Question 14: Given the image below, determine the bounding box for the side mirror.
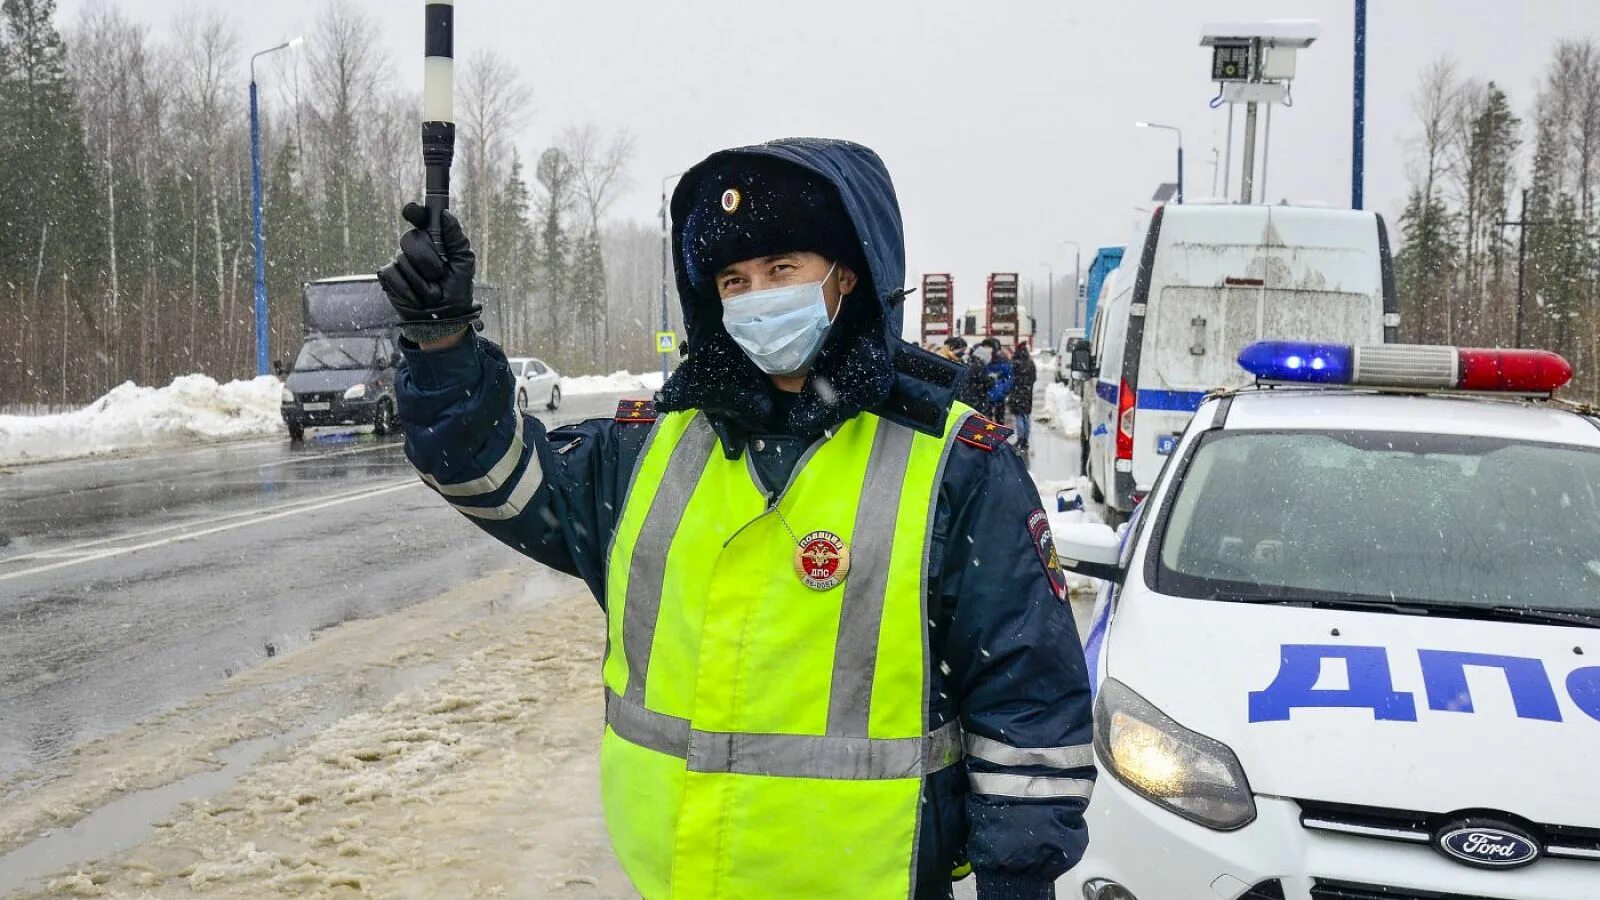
[273,359,287,377]
[1069,346,1097,377]
[391,351,403,368]
[1054,522,1125,584]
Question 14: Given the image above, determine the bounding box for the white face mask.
[720,263,839,376]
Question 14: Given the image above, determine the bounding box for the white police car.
[1056,341,1600,900]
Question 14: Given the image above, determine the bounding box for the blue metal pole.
[1352,0,1367,210]
[250,79,269,376]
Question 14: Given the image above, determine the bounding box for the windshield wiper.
[330,346,368,369]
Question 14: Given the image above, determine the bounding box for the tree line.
[1395,39,1600,402]
[0,0,665,409]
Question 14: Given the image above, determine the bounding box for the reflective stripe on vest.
[606,688,964,780]
[600,406,975,899]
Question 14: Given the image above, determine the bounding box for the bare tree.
[559,122,636,229]
[306,0,383,269]
[459,49,532,279]
[170,7,237,320]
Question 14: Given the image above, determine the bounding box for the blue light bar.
[1237,341,1354,384]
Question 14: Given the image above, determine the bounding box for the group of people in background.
[934,336,1036,453]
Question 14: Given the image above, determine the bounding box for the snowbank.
[0,375,284,466]
[1042,382,1082,437]
[560,370,666,396]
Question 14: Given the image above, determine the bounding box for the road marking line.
[0,480,419,565]
[0,480,421,585]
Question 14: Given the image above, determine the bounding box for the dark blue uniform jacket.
[398,138,1094,900]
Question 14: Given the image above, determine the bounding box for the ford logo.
[1435,820,1541,869]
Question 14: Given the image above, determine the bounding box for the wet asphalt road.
[0,392,626,785]
[0,376,1087,794]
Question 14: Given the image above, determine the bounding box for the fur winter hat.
[679,156,863,294]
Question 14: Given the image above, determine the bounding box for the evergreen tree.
[0,0,101,401]
[1395,186,1457,345]
[570,225,607,365]
[264,142,315,361]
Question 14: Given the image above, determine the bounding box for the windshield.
[1156,430,1600,615]
[293,336,378,372]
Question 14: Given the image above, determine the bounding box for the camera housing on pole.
[1201,20,1318,205]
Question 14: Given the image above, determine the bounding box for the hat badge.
[720,188,742,215]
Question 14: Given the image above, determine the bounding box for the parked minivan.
[1070,203,1398,524]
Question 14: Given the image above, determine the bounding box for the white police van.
[1071,204,1399,525]
[1056,341,1600,900]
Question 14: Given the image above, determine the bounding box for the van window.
[1147,286,1377,390]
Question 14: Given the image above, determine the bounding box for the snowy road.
[0,392,627,788]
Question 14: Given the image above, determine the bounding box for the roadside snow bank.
[560,370,666,396]
[1042,382,1082,437]
[0,375,284,466]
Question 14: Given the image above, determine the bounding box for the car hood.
[1105,592,1600,825]
[285,369,369,394]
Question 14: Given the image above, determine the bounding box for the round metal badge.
[794,530,851,591]
[721,188,742,214]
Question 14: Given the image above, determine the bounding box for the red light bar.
[1456,348,1572,393]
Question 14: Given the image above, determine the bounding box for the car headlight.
[281,387,295,403]
[343,384,368,400]
[1094,677,1256,830]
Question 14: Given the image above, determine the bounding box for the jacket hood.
[657,138,956,444]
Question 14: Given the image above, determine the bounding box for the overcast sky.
[59,0,1600,335]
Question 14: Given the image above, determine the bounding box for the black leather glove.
[377,202,481,329]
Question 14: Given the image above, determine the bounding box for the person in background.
[984,340,1014,425]
[960,339,993,412]
[1009,341,1037,453]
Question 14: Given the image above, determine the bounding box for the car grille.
[1297,799,1600,862]
[1310,879,1509,900]
[297,392,337,404]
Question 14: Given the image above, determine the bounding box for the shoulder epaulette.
[955,414,1013,451]
[616,399,659,423]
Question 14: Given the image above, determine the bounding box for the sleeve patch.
[1027,508,1068,601]
[616,399,658,423]
[956,414,1014,451]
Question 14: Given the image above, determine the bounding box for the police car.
[1055,341,1600,900]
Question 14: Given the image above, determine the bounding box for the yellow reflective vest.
[602,405,972,898]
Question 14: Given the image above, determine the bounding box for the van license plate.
[1156,434,1180,456]
[302,402,331,411]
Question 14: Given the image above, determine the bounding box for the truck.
[1081,246,1124,341]
[985,273,1020,346]
[919,273,954,345]
[279,275,501,442]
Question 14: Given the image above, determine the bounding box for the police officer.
[380,138,1094,900]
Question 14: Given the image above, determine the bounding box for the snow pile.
[560,370,666,396]
[35,591,632,898]
[0,375,284,466]
[1042,382,1082,437]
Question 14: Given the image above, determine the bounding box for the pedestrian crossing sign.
[656,331,676,354]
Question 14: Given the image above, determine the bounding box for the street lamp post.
[1058,240,1082,338]
[1136,121,1184,205]
[1037,263,1053,349]
[250,36,302,377]
[660,171,684,380]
